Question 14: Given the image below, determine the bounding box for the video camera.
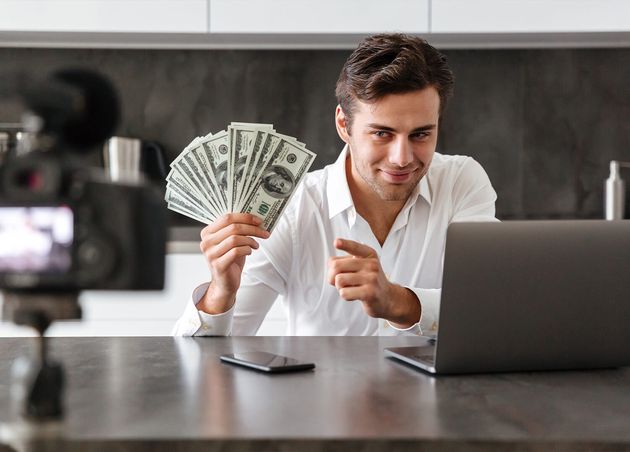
[0,68,167,421]
[0,68,166,292]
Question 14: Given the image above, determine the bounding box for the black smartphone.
[220,351,315,373]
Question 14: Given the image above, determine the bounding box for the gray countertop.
[1,336,630,452]
[167,226,202,253]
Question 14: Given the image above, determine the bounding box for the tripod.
[2,291,81,420]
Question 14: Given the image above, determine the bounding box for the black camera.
[0,68,166,292]
[0,68,167,422]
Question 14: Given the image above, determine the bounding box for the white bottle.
[605,160,625,220]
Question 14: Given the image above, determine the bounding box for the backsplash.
[0,47,628,223]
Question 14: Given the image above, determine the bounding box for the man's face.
[336,87,440,202]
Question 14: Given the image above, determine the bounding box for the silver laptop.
[385,220,630,374]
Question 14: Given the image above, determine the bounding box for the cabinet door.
[0,0,208,33]
[431,0,630,33]
[210,0,429,33]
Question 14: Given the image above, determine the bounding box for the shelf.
[2,30,630,49]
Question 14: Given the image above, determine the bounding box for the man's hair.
[335,33,454,132]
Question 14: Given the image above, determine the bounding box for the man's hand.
[328,238,420,328]
[198,213,270,315]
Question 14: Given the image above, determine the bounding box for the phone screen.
[220,351,315,372]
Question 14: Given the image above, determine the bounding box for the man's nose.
[388,138,414,167]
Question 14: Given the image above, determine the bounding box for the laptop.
[385,220,630,374]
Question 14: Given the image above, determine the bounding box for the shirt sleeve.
[171,282,235,336]
[450,157,499,223]
[388,158,498,336]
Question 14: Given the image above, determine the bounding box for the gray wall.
[1,47,628,224]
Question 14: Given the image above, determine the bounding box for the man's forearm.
[387,284,421,329]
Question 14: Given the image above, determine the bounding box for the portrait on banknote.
[261,165,294,198]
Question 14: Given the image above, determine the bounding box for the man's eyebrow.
[366,123,437,132]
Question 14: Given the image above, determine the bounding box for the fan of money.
[166,122,316,232]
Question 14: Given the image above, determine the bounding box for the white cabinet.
[209,0,429,34]
[431,0,630,33]
[0,0,208,33]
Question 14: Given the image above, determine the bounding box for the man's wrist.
[387,284,421,329]
[197,283,236,315]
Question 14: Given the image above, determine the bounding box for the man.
[173,33,497,336]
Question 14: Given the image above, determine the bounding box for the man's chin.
[373,183,418,202]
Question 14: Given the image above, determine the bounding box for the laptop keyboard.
[411,354,435,364]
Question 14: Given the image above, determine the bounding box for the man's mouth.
[380,168,417,184]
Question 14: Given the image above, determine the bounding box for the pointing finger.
[334,238,376,258]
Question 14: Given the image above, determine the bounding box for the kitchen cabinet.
[209,0,429,34]
[0,0,629,47]
[0,0,208,33]
[431,0,630,33]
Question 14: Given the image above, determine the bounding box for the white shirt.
[172,146,497,336]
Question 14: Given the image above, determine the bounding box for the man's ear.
[335,105,350,144]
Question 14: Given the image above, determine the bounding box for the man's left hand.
[328,238,420,328]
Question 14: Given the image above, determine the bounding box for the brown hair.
[335,33,454,132]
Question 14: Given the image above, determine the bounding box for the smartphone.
[220,351,315,373]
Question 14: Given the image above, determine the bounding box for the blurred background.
[0,0,629,335]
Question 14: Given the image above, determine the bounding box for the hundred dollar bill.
[180,151,225,215]
[165,181,212,220]
[166,191,214,224]
[168,202,211,225]
[236,131,283,212]
[188,145,226,215]
[230,124,276,211]
[166,167,208,208]
[198,130,230,213]
[227,125,255,212]
[240,137,315,232]
[230,123,275,207]
[167,164,221,217]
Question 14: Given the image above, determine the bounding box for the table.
[0,336,629,451]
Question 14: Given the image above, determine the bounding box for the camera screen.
[0,206,73,273]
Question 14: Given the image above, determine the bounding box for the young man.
[173,34,497,336]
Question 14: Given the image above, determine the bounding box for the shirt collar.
[326,144,433,220]
[326,145,354,220]
[419,172,432,206]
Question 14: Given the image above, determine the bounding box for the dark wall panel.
[1,46,628,224]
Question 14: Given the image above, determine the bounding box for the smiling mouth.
[380,168,418,183]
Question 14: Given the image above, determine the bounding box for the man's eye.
[372,131,389,138]
[411,132,430,140]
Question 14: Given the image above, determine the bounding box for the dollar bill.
[240,136,315,232]
[236,131,282,212]
[165,181,212,220]
[166,123,316,227]
[199,130,230,213]
[166,192,214,224]
[230,124,276,211]
[167,163,221,217]
[227,125,256,212]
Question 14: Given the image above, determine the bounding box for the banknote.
[239,136,315,231]
[166,122,316,231]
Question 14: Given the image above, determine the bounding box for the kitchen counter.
[1,336,629,451]
[167,226,203,253]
